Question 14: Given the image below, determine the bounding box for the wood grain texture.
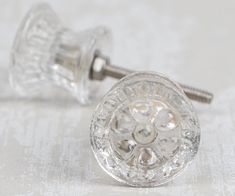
[0,0,235,195]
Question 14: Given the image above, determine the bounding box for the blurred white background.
[0,0,235,195]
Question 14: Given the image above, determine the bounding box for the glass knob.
[9,3,111,104]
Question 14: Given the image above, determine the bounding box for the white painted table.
[0,0,235,195]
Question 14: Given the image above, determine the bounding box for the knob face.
[90,72,200,187]
[9,3,62,95]
[9,3,111,104]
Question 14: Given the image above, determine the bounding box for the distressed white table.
[0,0,235,195]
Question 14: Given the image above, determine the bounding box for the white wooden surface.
[0,0,235,195]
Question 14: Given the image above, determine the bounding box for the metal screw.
[90,55,213,104]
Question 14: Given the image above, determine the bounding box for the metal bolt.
[90,55,213,104]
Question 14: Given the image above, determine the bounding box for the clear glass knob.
[9,3,111,104]
[90,72,200,187]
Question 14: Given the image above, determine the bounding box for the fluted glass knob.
[9,3,111,104]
